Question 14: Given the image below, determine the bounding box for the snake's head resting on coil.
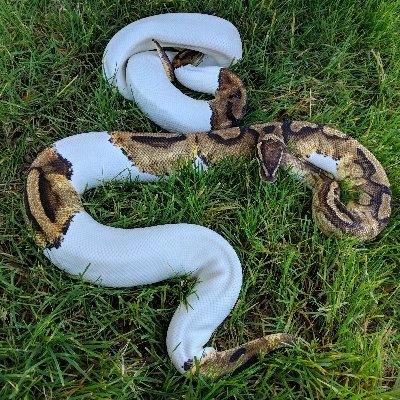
[257,134,286,183]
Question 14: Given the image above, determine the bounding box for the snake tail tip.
[190,332,299,379]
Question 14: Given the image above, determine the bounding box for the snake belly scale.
[25,13,391,377]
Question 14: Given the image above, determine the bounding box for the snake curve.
[25,13,391,378]
[102,12,246,133]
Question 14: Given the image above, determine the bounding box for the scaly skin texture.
[25,121,391,256]
[24,148,83,248]
[25,45,391,377]
[111,121,391,241]
[189,333,296,378]
[153,40,248,131]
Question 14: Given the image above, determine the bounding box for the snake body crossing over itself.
[24,13,391,377]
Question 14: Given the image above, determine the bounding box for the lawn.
[1,0,399,398]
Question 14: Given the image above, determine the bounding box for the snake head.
[257,134,286,183]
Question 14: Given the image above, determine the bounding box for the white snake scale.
[24,13,391,377]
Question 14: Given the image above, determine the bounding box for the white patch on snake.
[193,156,208,172]
[126,52,213,133]
[307,152,339,178]
[55,132,158,193]
[174,65,220,94]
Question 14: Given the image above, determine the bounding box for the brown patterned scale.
[109,121,391,241]
[25,120,391,377]
[25,34,391,377]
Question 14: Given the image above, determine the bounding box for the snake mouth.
[259,170,278,183]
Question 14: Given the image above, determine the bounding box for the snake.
[24,13,391,378]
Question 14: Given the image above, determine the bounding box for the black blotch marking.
[24,150,75,249]
[36,167,78,249]
[229,347,247,363]
[131,134,186,148]
[354,147,377,178]
[47,151,73,180]
[319,125,350,142]
[281,120,321,141]
[368,185,392,221]
[183,358,193,371]
[51,215,76,249]
[231,355,258,376]
[262,124,277,135]
[354,147,392,221]
[281,120,349,144]
[376,187,392,223]
[207,128,241,145]
[208,125,258,145]
[333,195,359,224]
[317,124,349,141]
[225,101,241,126]
[281,120,293,141]
[211,68,247,128]
[172,49,203,68]
[318,180,359,228]
[230,88,242,99]
[38,171,57,223]
[242,125,261,141]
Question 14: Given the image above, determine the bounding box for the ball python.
[24,13,391,378]
[102,12,245,133]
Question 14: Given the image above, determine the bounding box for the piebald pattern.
[26,122,391,250]
[25,148,83,248]
[102,12,247,134]
[25,13,391,378]
[24,124,392,376]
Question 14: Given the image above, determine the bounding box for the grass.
[1,0,399,398]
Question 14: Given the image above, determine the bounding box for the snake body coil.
[25,13,391,377]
